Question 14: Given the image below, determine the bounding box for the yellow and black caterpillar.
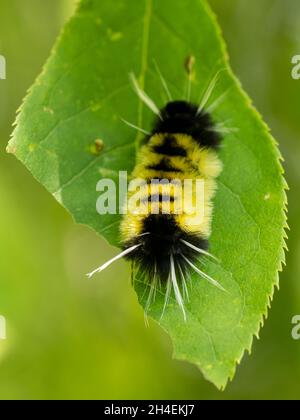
[89,71,226,319]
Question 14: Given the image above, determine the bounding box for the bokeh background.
[0,0,299,400]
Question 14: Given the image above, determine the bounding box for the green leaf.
[7,0,288,389]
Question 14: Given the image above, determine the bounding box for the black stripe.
[152,135,187,157]
[146,158,182,173]
[141,194,175,203]
[152,144,187,157]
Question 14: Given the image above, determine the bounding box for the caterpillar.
[88,62,232,320]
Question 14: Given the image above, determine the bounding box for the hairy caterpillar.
[88,62,233,320]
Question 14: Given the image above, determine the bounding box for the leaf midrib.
[135,0,153,152]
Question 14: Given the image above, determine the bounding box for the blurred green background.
[0,0,299,400]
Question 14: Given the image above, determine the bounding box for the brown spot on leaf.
[89,139,104,155]
[185,55,196,75]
